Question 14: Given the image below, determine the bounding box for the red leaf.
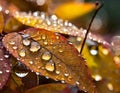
[0,42,11,89]
[2,28,96,93]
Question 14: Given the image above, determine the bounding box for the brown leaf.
[0,12,4,33]
[3,28,96,93]
[25,83,75,93]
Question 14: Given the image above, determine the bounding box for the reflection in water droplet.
[36,72,40,75]
[14,62,30,78]
[90,49,98,55]
[19,49,26,57]
[23,39,31,46]
[45,60,55,72]
[107,83,113,91]
[92,74,102,81]
[56,35,60,39]
[44,41,48,45]
[30,41,41,52]
[15,72,29,78]
[61,80,65,83]
[42,51,51,61]
[4,55,9,58]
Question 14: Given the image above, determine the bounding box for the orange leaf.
[3,28,96,93]
[54,2,96,20]
[25,83,72,93]
[13,12,109,46]
[0,12,4,33]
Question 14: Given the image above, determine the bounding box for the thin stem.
[36,75,40,85]
[80,1,103,54]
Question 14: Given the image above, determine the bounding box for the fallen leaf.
[3,28,96,93]
[25,83,75,93]
[54,2,96,20]
[13,11,109,46]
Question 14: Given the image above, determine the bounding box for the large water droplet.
[14,62,29,78]
[19,49,26,57]
[23,39,31,46]
[45,60,55,72]
[30,41,41,52]
[42,51,51,61]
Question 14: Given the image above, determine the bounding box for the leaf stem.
[80,1,103,54]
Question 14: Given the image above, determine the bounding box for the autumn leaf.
[0,41,11,89]
[13,12,109,46]
[3,28,96,93]
[82,44,120,92]
[54,2,96,20]
[0,12,4,33]
[25,83,75,93]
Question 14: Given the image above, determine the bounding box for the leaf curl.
[3,28,96,93]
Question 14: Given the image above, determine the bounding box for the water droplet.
[19,49,26,57]
[107,83,113,91]
[36,72,40,75]
[41,34,46,40]
[4,55,9,58]
[64,73,69,77]
[92,74,102,81]
[45,76,49,79]
[30,41,41,52]
[44,41,48,45]
[22,34,30,38]
[23,39,31,46]
[90,49,98,55]
[0,71,3,74]
[12,46,18,50]
[61,80,65,83]
[6,70,10,73]
[42,51,51,61]
[76,81,80,85]
[56,35,60,39]
[45,60,55,72]
[29,61,33,65]
[14,62,29,78]
[9,41,15,45]
[59,48,63,53]
[0,58,3,61]
[56,70,60,74]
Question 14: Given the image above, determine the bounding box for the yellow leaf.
[54,2,96,20]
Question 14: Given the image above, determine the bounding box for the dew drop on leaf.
[30,41,41,52]
[42,51,51,61]
[23,38,31,46]
[45,60,55,72]
[19,49,26,57]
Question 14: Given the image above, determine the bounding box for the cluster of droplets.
[14,11,109,46]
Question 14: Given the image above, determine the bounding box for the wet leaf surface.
[3,28,96,93]
[0,12,4,33]
[25,83,76,93]
[54,2,95,20]
[0,40,11,89]
[13,12,109,46]
[82,44,120,92]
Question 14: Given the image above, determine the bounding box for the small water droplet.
[29,61,33,65]
[9,41,15,45]
[64,73,69,77]
[4,55,9,58]
[19,49,26,57]
[22,34,30,38]
[56,70,60,74]
[41,34,46,40]
[44,41,48,45]
[0,58,3,61]
[0,71,3,74]
[6,70,10,73]
[45,76,49,79]
[36,72,40,75]
[59,48,63,53]
[76,81,80,85]
[56,35,60,39]
[45,61,55,72]
[61,80,65,83]
[12,46,18,50]
[23,39,31,46]
[107,83,113,91]
[42,52,51,61]
[30,41,41,52]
